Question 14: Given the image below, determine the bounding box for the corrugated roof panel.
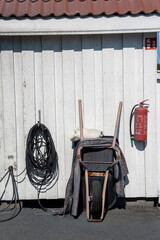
[0,0,160,18]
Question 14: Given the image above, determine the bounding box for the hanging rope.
[0,166,22,223]
[25,123,59,211]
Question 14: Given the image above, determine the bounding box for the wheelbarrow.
[77,100,122,222]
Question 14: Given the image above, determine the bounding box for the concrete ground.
[0,200,160,240]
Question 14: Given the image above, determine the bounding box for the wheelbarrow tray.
[80,136,118,209]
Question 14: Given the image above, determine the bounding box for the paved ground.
[0,200,160,240]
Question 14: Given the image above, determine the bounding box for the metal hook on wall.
[38,110,41,126]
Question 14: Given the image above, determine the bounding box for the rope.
[0,166,22,223]
[14,168,27,184]
[25,123,59,211]
[0,169,10,183]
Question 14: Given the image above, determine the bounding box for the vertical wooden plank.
[134,34,146,197]
[102,35,116,136]
[102,34,123,137]
[54,36,65,198]
[22,36,37,199]
[114,35,124,148]
[0,37,17,200]
[157,32,160,203]
[42,36,58,198]
[13,36,26,199]
[143,32,157,197]
[1,37,17,170]
[123,33,145,198]
[82,35,96,128]
[42,36,56,142]
[123,34,136,198]
[0,38,6,196]
[74,36,83,127]
[94,35,104,131]
[156,46,160,203]
[34,36,44,124]
[62,35,76,185]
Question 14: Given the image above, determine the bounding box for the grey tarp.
[53,138,128,217]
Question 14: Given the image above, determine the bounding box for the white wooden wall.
[0,33,159,201]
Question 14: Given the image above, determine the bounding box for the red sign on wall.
[145,38,157,50]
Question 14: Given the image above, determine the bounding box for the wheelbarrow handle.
[111,101,122,148]
[78,99,84,139]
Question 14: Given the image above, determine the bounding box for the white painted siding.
[0,33,158,200]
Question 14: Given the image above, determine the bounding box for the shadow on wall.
[0,33,143,53]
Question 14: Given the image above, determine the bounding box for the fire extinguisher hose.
[129,104,138,147]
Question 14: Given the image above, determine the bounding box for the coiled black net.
[25,123,59,210]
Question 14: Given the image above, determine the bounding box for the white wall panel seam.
[21,36,37,199]
[12,37,18,174]
[73,37,77,128]
[53,38,58,148]
[1,37,17,199]
[0,38,5,192]
[143,33,147,198]
[54,35,65,198]
[62,37,65,173]
[94,35,103,131]
[81,35,84,113]
[93,36,96,128]
[101,35,104,132]
[143,32,157,197]
[52,37,59,197]
[122,34,125,157]
[35,36,43,124]
[33,37,37,124]
[13,37,26,199]
[142,33,146,197]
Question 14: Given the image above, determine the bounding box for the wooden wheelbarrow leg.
[85,169,109,222]
[85,169,90,221]
[100,170,109,221]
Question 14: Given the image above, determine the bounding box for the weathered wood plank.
[0,37,17,199]
[113,35,124,149]
[82,35,96,128]
[123,34,145,198]
[62,36,76,184]
[144,32,157,197]
[102,35,117,136]
[13,36,26,199]
[54,36,65,198]
[0,38,6,196]
[74,36,83,127]
[34,36,44,124]
[21,36,37,199]
[94,35,104,131]
[42,36,58,198]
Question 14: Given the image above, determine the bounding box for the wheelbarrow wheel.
[91,180,102,219]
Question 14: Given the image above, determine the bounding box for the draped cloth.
[53,138,128,217]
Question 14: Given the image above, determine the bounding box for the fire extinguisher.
[130,100,149,147]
